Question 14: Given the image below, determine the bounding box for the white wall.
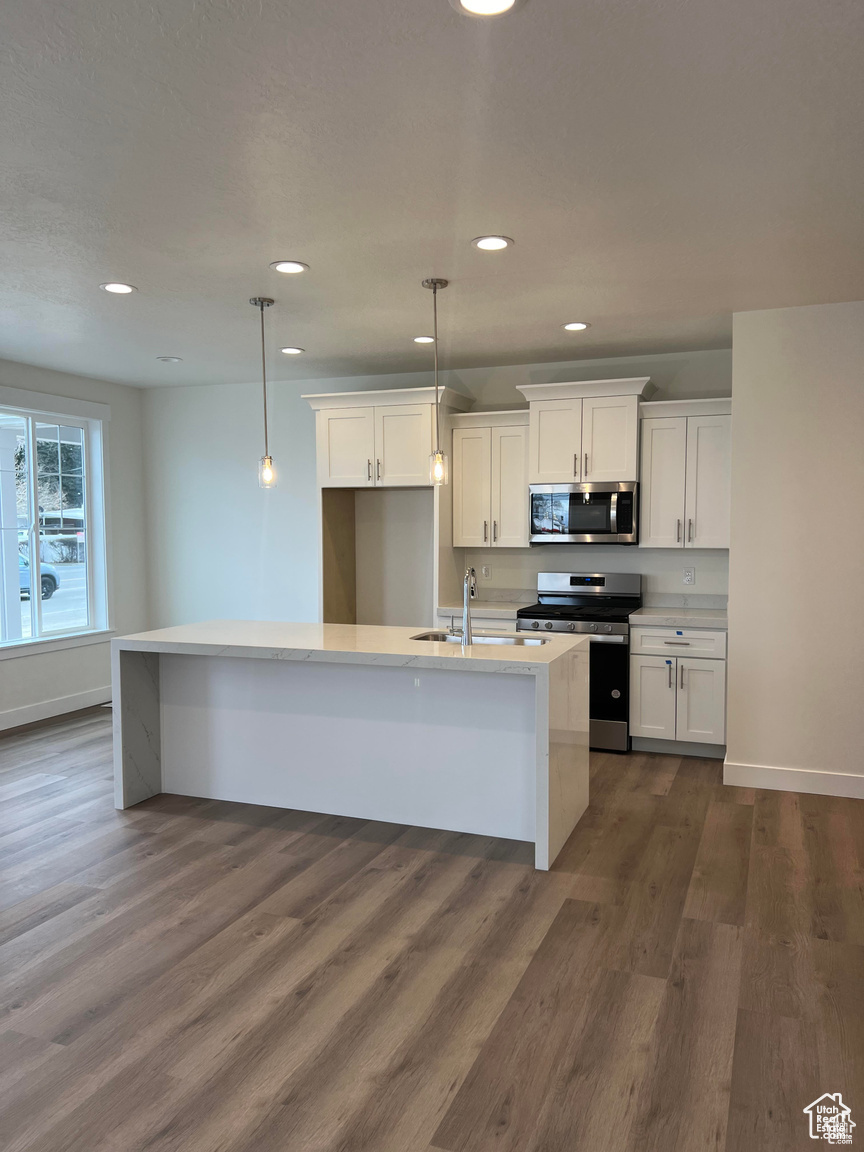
[144,348,730,628]
[465,546,729,604]
[726,301,864,796]
[355,489,434,626]
[0,358,148,729]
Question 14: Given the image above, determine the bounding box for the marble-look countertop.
[437,599,532,620]
[629,606,728,630]
[113,620,586,674]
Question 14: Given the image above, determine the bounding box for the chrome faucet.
[462,566,476,645]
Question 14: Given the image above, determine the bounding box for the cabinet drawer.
[630,626,726,660]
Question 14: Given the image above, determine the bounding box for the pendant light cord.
[433,284,440,450]
[259,302,269,459]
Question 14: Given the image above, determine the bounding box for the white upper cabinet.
[316,407,376,488]
[452,427,492,547]
[491,425,529,547]
[452,415,529,548]
[684,414,731,549]
[639,417,687,547]
[307,389,463,489]
[581,395,639,482]
[639,401,731,549]
[519,378,654,487]
[527,399,582,484]
[374,404,433,487]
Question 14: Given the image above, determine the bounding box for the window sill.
[0,629,115,661]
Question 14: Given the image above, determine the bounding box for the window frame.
[0,385,110,651]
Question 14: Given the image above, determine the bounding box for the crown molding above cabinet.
[302,386,472,412]
[639,397,731,419]
[516,377,656,403]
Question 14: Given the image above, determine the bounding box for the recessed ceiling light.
[156,356,183,363]
[414,336,435,343]
[562,322,591,331]
[100,282,137,294]
[280,346,305,355]
[471,235,514,251]
[270,260,309,274]
[449,0,519,15]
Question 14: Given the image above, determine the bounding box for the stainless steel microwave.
[529,482,638,545]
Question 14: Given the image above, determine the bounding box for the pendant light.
[250,296,277,488]
[422,277,449,486]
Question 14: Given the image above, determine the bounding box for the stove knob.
[544,621,554,630]
[531,621,540,630]
[568,622,577,632]
[589,623,598,632]
[603,624,613,633]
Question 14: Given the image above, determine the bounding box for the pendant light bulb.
[422,278,449,487]
[430,449,448,486]
[250,297,276,489]
[259,455,276,489]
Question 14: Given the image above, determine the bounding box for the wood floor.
[0,710,861,1151]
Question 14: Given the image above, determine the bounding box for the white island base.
[112,622,590,869]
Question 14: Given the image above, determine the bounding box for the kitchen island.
[112,621,590,869]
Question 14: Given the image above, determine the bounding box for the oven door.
[529,483,638,544]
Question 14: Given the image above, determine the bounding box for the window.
[0,401,108,647]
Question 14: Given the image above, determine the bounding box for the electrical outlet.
[480,565,491,580]
[683,567,695,586]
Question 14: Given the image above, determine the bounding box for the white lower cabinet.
[630,653,726,744]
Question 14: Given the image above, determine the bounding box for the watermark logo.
[804,1094,855,1144]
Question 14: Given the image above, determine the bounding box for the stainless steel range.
[517,572,642,752]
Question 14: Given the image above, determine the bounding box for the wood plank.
[626,918,743,1151]
[432,898,622,1152]
[683,799,753,925]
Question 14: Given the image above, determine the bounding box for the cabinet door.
[317,408,375,487]
[676,658,726,743]
[491,425,529,548]
[452,427,492,547]
[527,399,582,483]
[639,417,687,548]
[684,414,731,549]
[374,404,433,487]
[629,655,677,739]
[582,395,639,482]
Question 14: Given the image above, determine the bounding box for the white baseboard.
[0,686,112,732]
[724,759,864,799]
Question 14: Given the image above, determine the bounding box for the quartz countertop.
[629,606,728,630]
[113,620,586,674]
[437,599,532,620]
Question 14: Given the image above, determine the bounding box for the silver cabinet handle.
[367,459,372,481]
[664,640,690,646]
[376,459,382,481]
[493,520,498,542]
[483,520,488,542]
[680,663,685,689]
[584,453,589,476]
[688,519,694,542]
[573,453,579,478]
[667,660,673,689]
[676,519,682,542]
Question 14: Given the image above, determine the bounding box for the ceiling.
[1,0,862,388]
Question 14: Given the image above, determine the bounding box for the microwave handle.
[609,491,618,535]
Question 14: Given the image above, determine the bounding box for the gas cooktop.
[516,572,642,638]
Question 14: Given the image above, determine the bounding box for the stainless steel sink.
[410,631,550,646]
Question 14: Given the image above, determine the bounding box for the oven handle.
[609,492,618,535]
